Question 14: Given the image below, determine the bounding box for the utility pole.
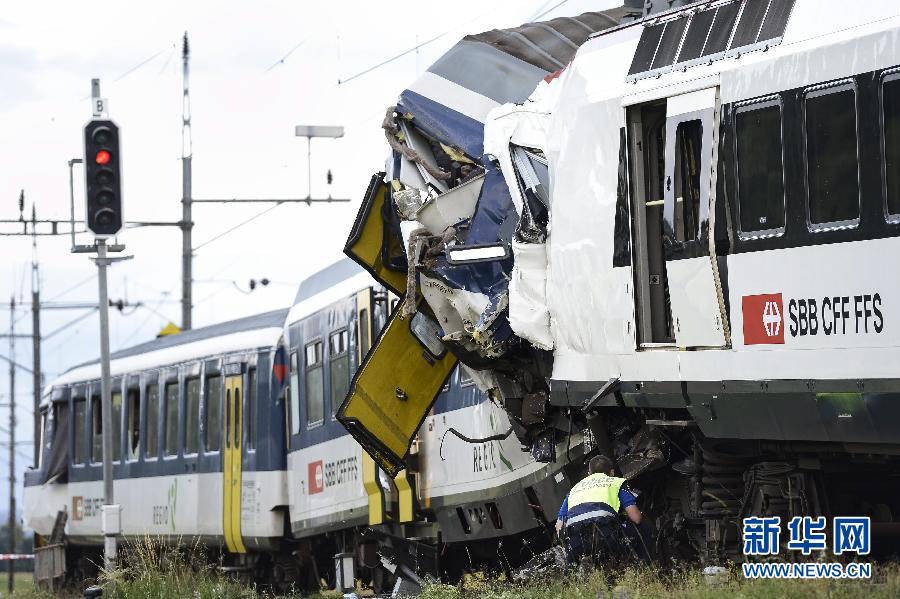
[94,240,118,569]
[181,31,193,331]
[8,297,16,593]
[31,206,41,466]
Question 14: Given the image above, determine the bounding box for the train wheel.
[271,553,302,594]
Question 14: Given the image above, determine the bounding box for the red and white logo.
[742,293,785,345]
[308,461,324,495]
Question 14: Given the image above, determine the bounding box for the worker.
[555,455,648,565]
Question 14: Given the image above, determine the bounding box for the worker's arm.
[556,495,569,534]
[625,504,642,525]
[619,486,642,524]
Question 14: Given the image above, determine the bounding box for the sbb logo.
[308,461,324,495]
[742,293,785,345]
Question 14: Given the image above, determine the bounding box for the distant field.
[7,571,33,593]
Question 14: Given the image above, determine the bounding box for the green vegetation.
[422,564,900,599]
[9,543,900,599]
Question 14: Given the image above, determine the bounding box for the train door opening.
[628,87,728,348]
[223,373,246,553]
[628,101,674,346]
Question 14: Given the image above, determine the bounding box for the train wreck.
[339,6,635,477]
[341,0,900,565]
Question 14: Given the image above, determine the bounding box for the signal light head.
[94,208,116,226]
[96,168,114,186]
[95,150,111,165]
[92,126,112,146]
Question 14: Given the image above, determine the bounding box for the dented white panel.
[508,241,553,350]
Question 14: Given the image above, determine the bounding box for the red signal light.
[95,150,111,165]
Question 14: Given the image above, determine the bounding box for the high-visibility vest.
[568,473,625,513]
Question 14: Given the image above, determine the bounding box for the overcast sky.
[0,0,616,514]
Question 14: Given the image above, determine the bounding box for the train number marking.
[473,442,497,473]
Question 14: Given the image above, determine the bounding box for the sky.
[0,0,617,518]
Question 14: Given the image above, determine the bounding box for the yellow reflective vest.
[568,473,625,513]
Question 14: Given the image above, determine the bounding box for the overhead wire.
[531,0,572,21]
[48,274,97,302]
[265,41,306,73]
[337,4,509,85]
[114,50,165,82]
[193,202,285,252]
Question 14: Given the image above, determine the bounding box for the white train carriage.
[285,258,582,582]
[25,310,291,579]
[345,0,900,562]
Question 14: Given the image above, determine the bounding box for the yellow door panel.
[223,384,235,553]
[223,375,246,554]
[394,469,414,523]
[337,304,456,478]
[362,452,385,526]
[231,380,246,553]
[344,173,408,297]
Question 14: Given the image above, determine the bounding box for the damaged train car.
[342,0,900,563]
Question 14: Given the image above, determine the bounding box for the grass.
[421,564,900,599]
[8,541,900,599]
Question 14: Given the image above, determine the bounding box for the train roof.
[288,258,374,325]
[47,308,289,396]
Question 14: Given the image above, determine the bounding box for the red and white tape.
[0,554,33,560]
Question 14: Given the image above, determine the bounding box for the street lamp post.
[294,126,344,200]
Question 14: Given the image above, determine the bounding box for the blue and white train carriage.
[282,259,579,582]
[25,309,290,579]
[25,258,583,589]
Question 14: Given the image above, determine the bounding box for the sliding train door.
[223,371,246,553]
[628,87,728,348]
[662,87,728,348]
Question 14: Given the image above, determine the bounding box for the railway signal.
[83,120,123,238]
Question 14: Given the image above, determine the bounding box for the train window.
[729,0,768,50]
[329,330,350,417]
[247,368,257,450]
[459,367,474,387]
[126,389,140,462]
[735,99,785,235]
[628,21,665,75]
[804,83,860,229]
[702,1,741,57]
[185,377,200,454]
[289,352,300,435]
[111,391,122,462]
[673,120,702,242]
[359,308,371,357]
[225,387,232,449]
[164,383,178,457]
[883,73,900,219]
[74,397,86,465]
[410,312,446,357]
[305,341,324,426]
[650,16,688,71]
[757,0,797,44]
[677,8,715,63]
[145,384,159,459]
[205,375,222,453]
[91,394,102,463]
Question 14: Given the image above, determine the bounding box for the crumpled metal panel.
[466,8,631,72]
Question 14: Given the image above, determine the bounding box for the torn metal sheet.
[343,7,628,471]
